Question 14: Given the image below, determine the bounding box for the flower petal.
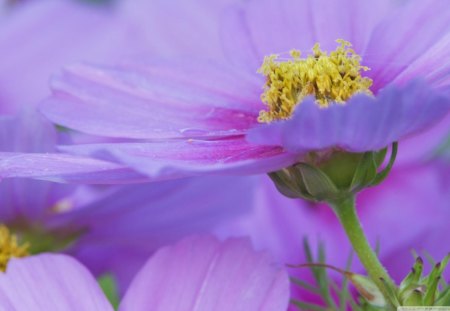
[41,60,261,139]
[0,254,112,311]
[0,0,142,114]
[0,112,147,184]
[120,235,289,311]
[393,32,450,93]
[59,137,298,180]
[0,152,147,184]
[248,80,450,153]
[62,175,258,293]
[122,0,234,60]
[242,0,393,58]
[364,0,450,91]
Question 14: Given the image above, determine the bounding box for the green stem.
[330,195,396,303]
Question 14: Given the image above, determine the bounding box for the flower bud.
[269,143,397,203]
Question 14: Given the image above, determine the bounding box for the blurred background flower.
[0,236,290,311]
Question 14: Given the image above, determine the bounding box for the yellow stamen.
[258,39,373,123]
[0,225,29,271]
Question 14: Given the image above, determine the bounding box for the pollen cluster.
[258,39,373,123]
[0,225,29,271]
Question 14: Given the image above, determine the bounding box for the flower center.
[0,225,29,271]
[258,39,373,123]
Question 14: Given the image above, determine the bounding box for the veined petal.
[0,152,147,184]
[364,0,450,91]
[0,254,112,311]
[41,60,261,140]
[393,32,450,93]
[59,137,298,180]
[0,112,148,184]
[120,235,289,311]
[242,0,393,58]
[248,80,450,153]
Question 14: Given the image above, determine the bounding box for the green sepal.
[371,142,398,186]
[268,170,311,200]
[350,151,378,192]
[435,285,450,306]
[422,253,449,288]
[399,257,424,292]
[402,287,425,306]
[296,163,340,201]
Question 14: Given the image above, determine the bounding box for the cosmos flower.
[0,112,258,293]
[0,235,290,311]
[35,0,450,182]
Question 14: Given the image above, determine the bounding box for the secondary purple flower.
[0,235,290,311]
[39,0,450,182]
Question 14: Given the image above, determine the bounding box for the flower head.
[0,225,28,271]
[33,0,450,184]
[258,40,372,122]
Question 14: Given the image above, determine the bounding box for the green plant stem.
[330,195,397,304]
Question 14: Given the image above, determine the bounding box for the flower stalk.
[330,195,397,306]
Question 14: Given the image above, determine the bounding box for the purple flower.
[37,0,450,181]
[0,112,258,293]
[0,235,290,311]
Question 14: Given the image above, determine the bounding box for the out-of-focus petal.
[59,137,298,180]
[121,0,234,60]
[62,175,258,292]
[120,235,290,311]
[0,113,56,152]
[41,60,261,139]
[248,80,450,153]
[0,254,112,311]
[0,0,144,114]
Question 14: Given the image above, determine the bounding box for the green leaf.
[290,300,328,311]
[98,274,120,310]
[289,277,321,294]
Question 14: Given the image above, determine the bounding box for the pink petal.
[41,60,261,140]
[59,137,298,180]
[0,152,147,184]
[0,254,112,311]
[364,0,450,91]
[120,235,290,311]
